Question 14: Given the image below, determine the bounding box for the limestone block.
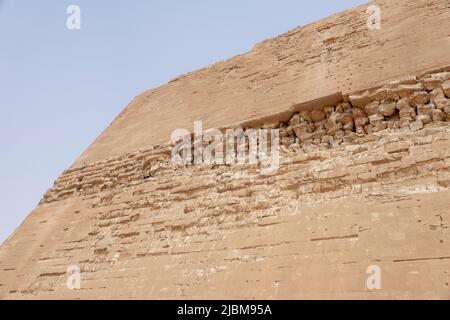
[410,120,424,132]
[335,102,351,113]
[416,114,432,125]
[310,110,326,122]
[409,91,430,107]
[336,112,354,124]
[432,109,446,122]
[289,113,301,126]
[417,103,434,117]
[396,97,411,110]
[399,106,416,118]
[369,113,384,123]
[364,101,379,116]
[443,80,450,98]
[379,102,397,116]
[300,111,312,122]
[398,116,413,128]
[434,96,450,110]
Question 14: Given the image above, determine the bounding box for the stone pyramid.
[1,0,450,299]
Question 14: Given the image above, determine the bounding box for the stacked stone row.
[278,78,450,149]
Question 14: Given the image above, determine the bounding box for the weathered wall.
[1,0,450,299]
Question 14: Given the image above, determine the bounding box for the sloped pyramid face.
[1,0,450,299]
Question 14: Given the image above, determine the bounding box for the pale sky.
[0,0,369,243]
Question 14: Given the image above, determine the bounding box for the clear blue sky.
[0,0,368,243]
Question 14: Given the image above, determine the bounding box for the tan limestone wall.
[1,0,450,300]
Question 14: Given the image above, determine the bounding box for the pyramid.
[1,0,450,299]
